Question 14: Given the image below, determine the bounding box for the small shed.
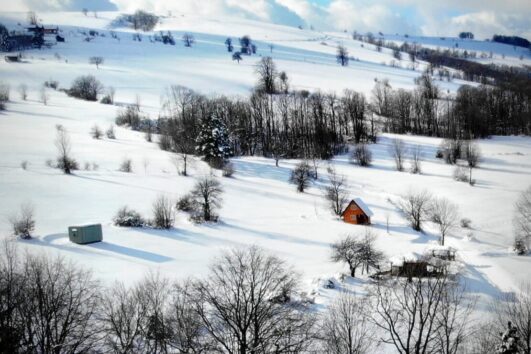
[341,198,373,225]
[68,224,102,244]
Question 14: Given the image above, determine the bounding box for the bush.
[44,80,59,90]
[100,95,113,104]
[350,144,372,167]
[106,125,116,139]
[289,161,312,193]
[115,106,141,129]
[453,165,469,182]
[222,162,234,177]
[9,203,35,239]
[0,82,9,110]
[460,218,472,228]
[513,238,528,255]
[158,134,172,151]
[68,75,103,101]
[152,195,174,229]
[176,193,198,213]
[90,124,103,139]
[113,206,144,227]
[119,158,133,173]
[113,10,158,31]
[20,161,28,170]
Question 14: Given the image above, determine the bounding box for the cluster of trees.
[372,75,530,138]
[492,35,530,48]
[2,240,528,354]
[459,32,474,39]
[113,10,159,31]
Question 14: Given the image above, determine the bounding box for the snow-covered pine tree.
[195,114,232,168]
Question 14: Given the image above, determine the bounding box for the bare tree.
[89,56,104,69]
[232,52,242,63]
[358,230,385,275]
[54,126,77,174]
[8,202,35,239]
[319,292,376,354]
[152,195,174,229]
[18,254,101,353]
[399,189,432,231]
[290,161,312,193]
[27,11,38,25]
[191,177,223,222]
[106,125,116,139]
[182,33,194,47]
[18,83,27,100]
[325,167,349,216]
[337,45,349,66]
[40,85,48,105]
[430,197,459,245]
[189,246,315,353]
[390,138,406,171]
[372,274,450,354]
[350,144,372,167]
[410,144,422,174]
[331,234,364,277]
[464,141,480,185]
[491,282,531,354]
[255,56,277,94]
[90,124,103,139]
[514,186,531,252]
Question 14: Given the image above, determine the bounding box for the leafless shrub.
[176,193,198,213]
[55,126,78,174]
[464,140,481,168]
[90,124,103,139]
[44,80,59,89]
[40,85,48,105]
[222,162,234,177]
[105,125,116,139]
[453,165,469,183]
[0,82,10,110]
[325,167,349,216]
[119,158,133,173]
[514,186,531,254]
[350,144,372,167]
[68,75,103,101]
[152,195,174,229]
[182,33,194,47]
[398,189,432,231]
[20,161,28,170]
[8,202,35,239]
[410,144,422,174]
[460,217,472,228]
[18,84,27,100]
[390,138,406,171]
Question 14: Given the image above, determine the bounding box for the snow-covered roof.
[352,198,374,217]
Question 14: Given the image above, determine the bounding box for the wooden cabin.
[341,198,373,225]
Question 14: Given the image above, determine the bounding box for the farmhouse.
[341,198,373,225]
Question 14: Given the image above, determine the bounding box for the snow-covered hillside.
[1,10,530,351]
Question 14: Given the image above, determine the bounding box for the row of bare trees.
[2,240,530,353]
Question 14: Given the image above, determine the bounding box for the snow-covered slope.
[0,10,530,341]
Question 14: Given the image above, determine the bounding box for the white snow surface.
[0,11,531,350]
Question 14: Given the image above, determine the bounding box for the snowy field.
[0,10,530,333]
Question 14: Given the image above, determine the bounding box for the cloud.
[5,0,531,39]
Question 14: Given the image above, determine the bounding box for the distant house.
[341,198,373,225]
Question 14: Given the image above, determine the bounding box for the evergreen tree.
[195,114,232,167]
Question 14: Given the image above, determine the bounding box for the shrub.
[18,84,28,100]
[106,125,116,139]
[20,161,28,170]
[119,158,133,173]
[68,75,103,101]
[289,161,312,193]
[115,106,141,129]
[453,165,469,182]
[513,238,528,255]
[44,80,59,90]
[90,124,103,139]
[158,134,172,151]
[460,218,472,228]
[222,162,234,177]
[350,144,372,167]
[152,195,174,229]
[0,82,9,110]
[176,193,198,213]
[114,206,144,227]
[9,202,35,239]
[100,95,113,104]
